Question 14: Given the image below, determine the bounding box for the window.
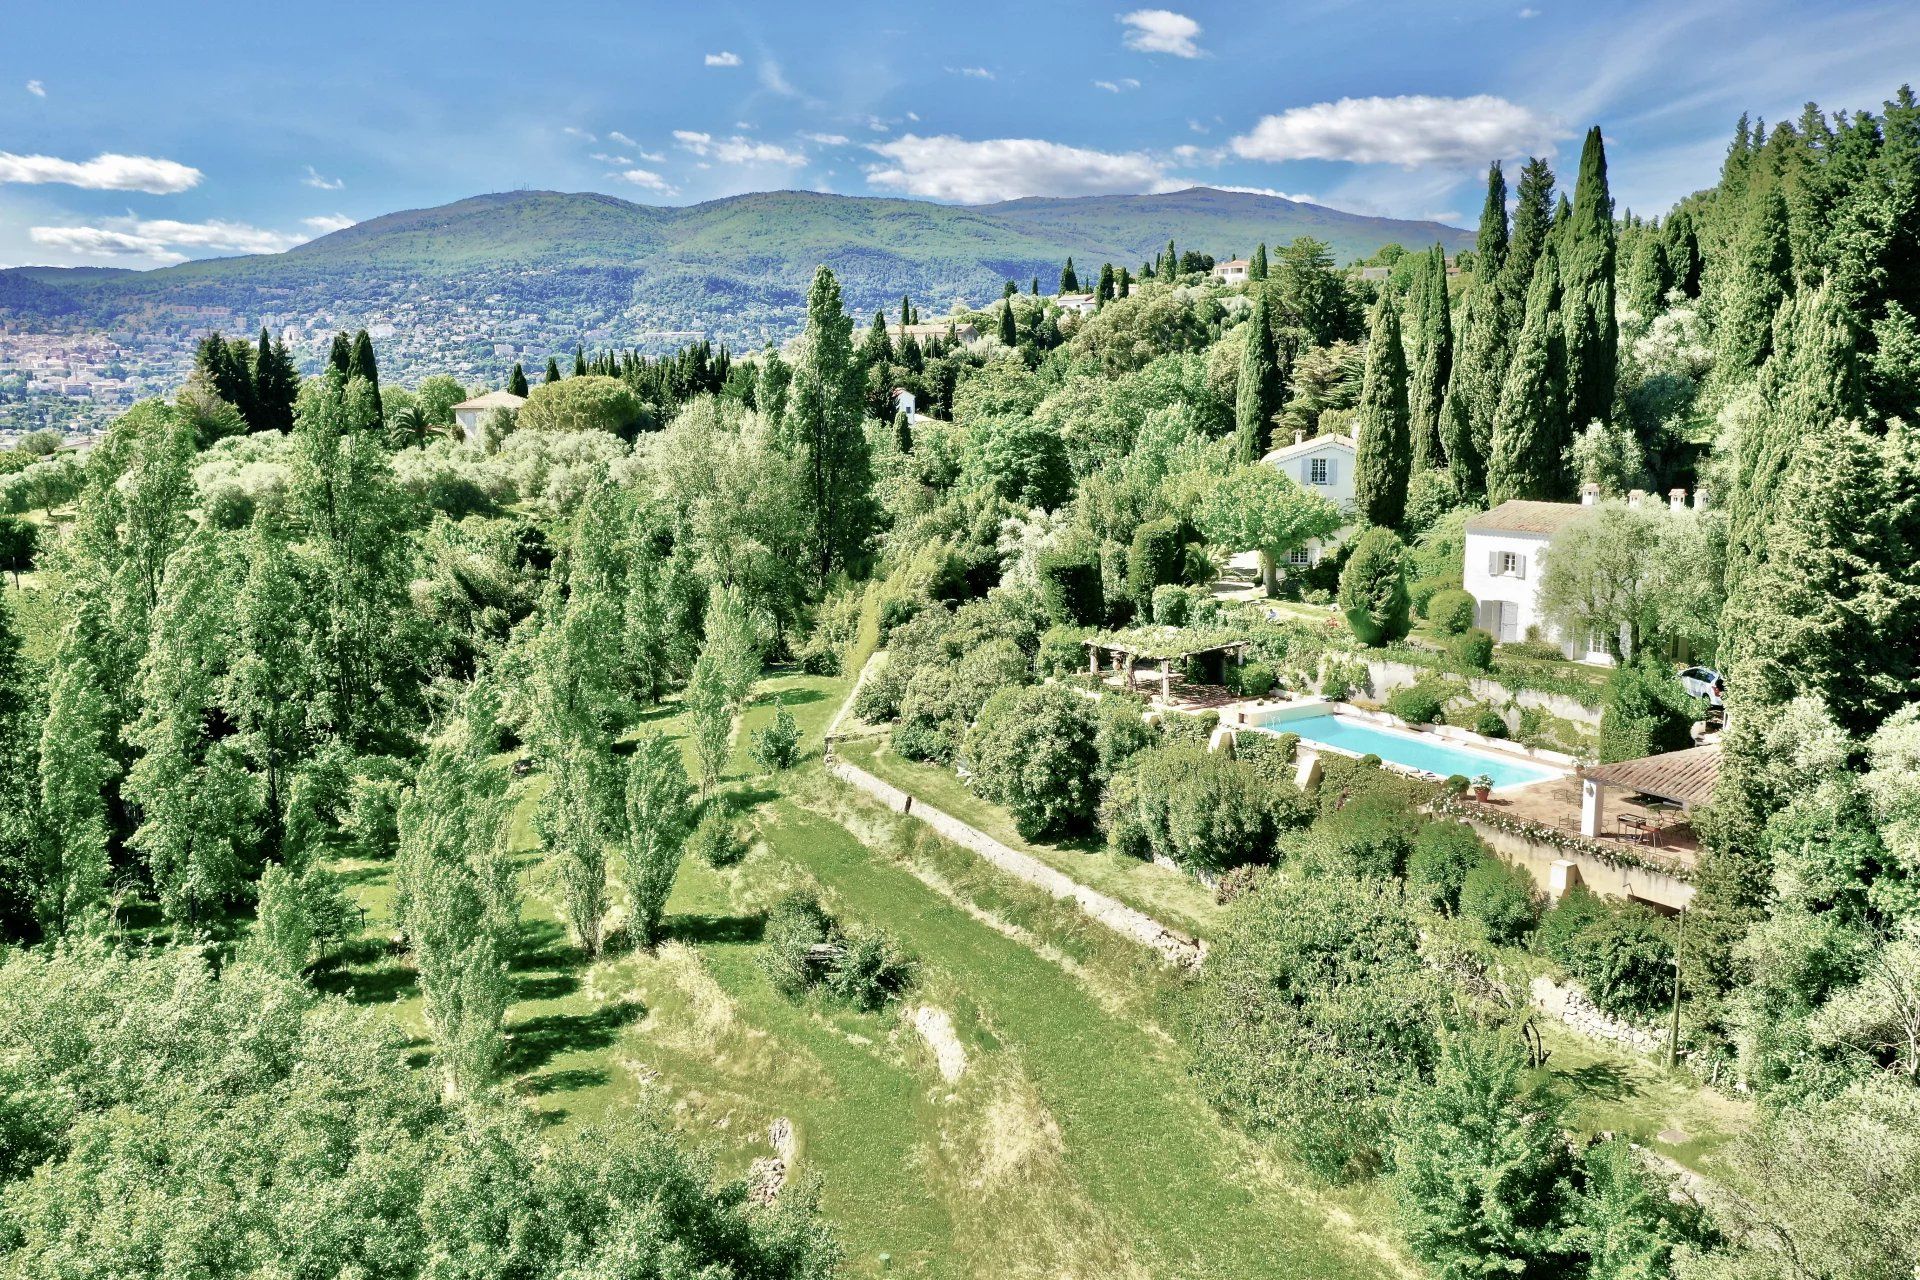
[1490,550,1525,578]
[1289,548,1312,566]
[1308,457,1329,485]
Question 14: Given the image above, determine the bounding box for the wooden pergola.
[1579,744,1720,848]
[1084,628,1252,700]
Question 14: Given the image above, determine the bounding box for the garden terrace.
[1084,626,1251,701]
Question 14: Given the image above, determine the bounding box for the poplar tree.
[529,601,618,956]
[782,266,874,584]
[35,636,113,936]
[1353,289,1412,529]
[1439,163,1510,495]
[0,593,37,938]
[1409,245,1453,472]
[225,518,308,852]
[623,734,693,947]
[1561,127,1619,433]
[508,362,529,397]
[755,344,791,422]
[1059,257,1080,292]
[684,655,731,797]
[1488,242,1569,503]
[1233,290,1282,464]
[702,583,762,710]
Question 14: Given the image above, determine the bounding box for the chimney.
[1580,483,1600,507]
[1668,487,1686,513]
[1627,489,1646,509]
[1694,487,1710,512]
[1293,429,1305,446]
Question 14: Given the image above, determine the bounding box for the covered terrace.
[1084,626,1251,703]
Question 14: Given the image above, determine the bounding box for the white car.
[1678,666,1726,709]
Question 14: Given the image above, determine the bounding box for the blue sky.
[3,0,1917,268]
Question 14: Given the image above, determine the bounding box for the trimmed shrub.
[1386,684,1446,725]
[1408,574,1449,620]
[1459,859,1540,944]
[1035,624,1092,679]
[1230,660,1276,698]
[1449,628,1495,672]
[964,683,1100,839]
[1427,588,1476,635]
[1337,527,1411,645]
[1406,823,1492,914]
[1298,790,1425,879]
[1157,709,1219,749]
[1037,546,1104,626]
[1093,694,1156,783]
[688,810,746,868]
[1103,745,1277,874]
[1150,582,1192,626]
[749,703,801,772]
[1473,708,1509,739]
[1127,517,1186,606]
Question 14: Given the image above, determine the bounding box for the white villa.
[1464,485,1705,663]
[895,320,978,347]
[451,389,525,445]
[1212,259,1252,285]
[1054,292,1098,316]
[1261,429,1357,570]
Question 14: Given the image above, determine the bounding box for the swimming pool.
[1273,712,1559,789]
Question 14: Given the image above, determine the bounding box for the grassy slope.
[318,671,1397,1278]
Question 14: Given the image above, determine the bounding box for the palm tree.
[387,405,431,449]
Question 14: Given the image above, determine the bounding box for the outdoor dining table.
[1617,812,1658,846]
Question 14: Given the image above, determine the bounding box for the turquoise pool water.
[1273,713,1559,789]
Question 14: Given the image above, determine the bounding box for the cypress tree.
[1439,163,1512,497]
[1234,291,1282,464]
[544,356,562,384]
[328,331,352,374]
[1561,127,1618,433]
[1500,159,1555,331]
[1665,208,1703,298]
[1118,266,1131,298]
[252,328,299,434]
[508,362,529,397]
[1059,257,1080,293]
[860,310,894,367]
[1715,188,1793,385]
[1624,228,1673,317]
[998,299,1018,346]
[1410,245,1453,472]
[347,329,381,425]
[1487,242,1568,503]
[573,346,588,377]
[1097,262,1116,304]
[1353,290,1413,528]
[1250,242,1269,281]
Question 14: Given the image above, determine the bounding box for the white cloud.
[1120,9,1204,58]
[675,131,805,166]
[302,164,343,190]
[705,50,742,67]
[562,126,595,141]
[637,149,666,162]
[31,215,306,263]
[1094,77,1142,92]
[302,213,355,234]
[1230,94,1563,167]
[0,151,201,194]
[613,167,676,192]
[1518,6,1539,15]
[866,134,1178,203]
[950,66,995,79]
[802,132,850,146]
[606,131,638,149]
[25,80,46,99]
[590,152,633,165]
[1208,184,1318,203]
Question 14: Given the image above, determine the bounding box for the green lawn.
[316,671,1399,1278]
[1541,1026,1751,1177]
[835,734,1224,940]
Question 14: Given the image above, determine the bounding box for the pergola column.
[1580,777,1607,838]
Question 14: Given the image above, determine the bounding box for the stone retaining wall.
[1530,974,1668,1055]
[829,758,1207,969]
[1363,658,1602,728]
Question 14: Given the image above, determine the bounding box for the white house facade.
[451,389,526,445]
[1260,430,1357,569]
[1054,292,1098,316]
[1464,488,1704,664]
[1212,259,1251,285]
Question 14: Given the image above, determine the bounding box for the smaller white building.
[451,389,526,445]
[1054,292,1098,316]
[1212,259,1251,285]
[1260,429,1357,569]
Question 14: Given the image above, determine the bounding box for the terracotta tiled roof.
[1583,744,1721,809]
[1466,500,1590,536]
[451,389,526,411]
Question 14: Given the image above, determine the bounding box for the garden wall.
[1362,658,1602,728]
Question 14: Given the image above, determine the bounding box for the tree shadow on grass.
[510,918,576,974]
[756,687,827,709]
[514,972,581,1002]
[504,998,646,1075]
[523,1065,612,1096]
[328,863,391,889]
[1556,1059,1636,1103]
[716,785,779,817]
[668,911,766,947]
[312,937,420,1006]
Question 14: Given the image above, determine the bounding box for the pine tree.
[998,298,1018,346]
[1059,257,1080,293]
[783,266,875,583]
[1353,290,1413,528]
[1250,242,1269,281]
[1562,126,1619,433]
[1409,245,1453,472]
[508,362,529,397]
[1233,291,1282,464]
[623,733,692,947]
[1487,242,1569,503]
[1438,163,1511,496]
[544,356,562,384]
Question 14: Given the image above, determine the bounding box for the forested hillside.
[2,85,1918,1280]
